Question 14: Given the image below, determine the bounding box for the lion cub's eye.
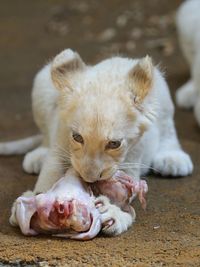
[72,132,84,144]
[105,140,121,150]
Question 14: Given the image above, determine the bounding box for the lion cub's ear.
[128,56,154,104]
[51,49,86,91]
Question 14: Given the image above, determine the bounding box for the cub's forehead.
[76,93,128,121]
[72,58,134,94]
[74,76,126,96]
[67,57,139,137]
[72,96,136,139]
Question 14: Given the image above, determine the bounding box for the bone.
[14,168,101,240]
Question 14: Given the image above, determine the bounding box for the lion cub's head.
[51,49,157,182]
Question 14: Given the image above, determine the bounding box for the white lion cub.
[1,49,193,235]
[176,0,200,126]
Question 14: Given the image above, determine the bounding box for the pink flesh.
[54,207,101,240]
[94,170,148,210]
[14,169,148,240]
[14,169,101,240]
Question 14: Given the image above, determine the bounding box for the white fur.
[95,195,135,235]
[7,49,193,236]
[175,0,200,126]
[23,147,48,174]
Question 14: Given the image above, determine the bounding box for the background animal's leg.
[176,0,200,115]
[176,79,196,109]
[176,49,200,110]
[193,51,200,127]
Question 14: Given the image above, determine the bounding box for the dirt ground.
[0,0,200,266]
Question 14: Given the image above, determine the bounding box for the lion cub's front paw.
[23,147,48,174]
[95,196,135,236]
[152,150,193,177]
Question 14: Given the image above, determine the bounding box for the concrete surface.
[0,0,199,266]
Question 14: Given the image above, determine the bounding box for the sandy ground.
[0,0,200,266]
